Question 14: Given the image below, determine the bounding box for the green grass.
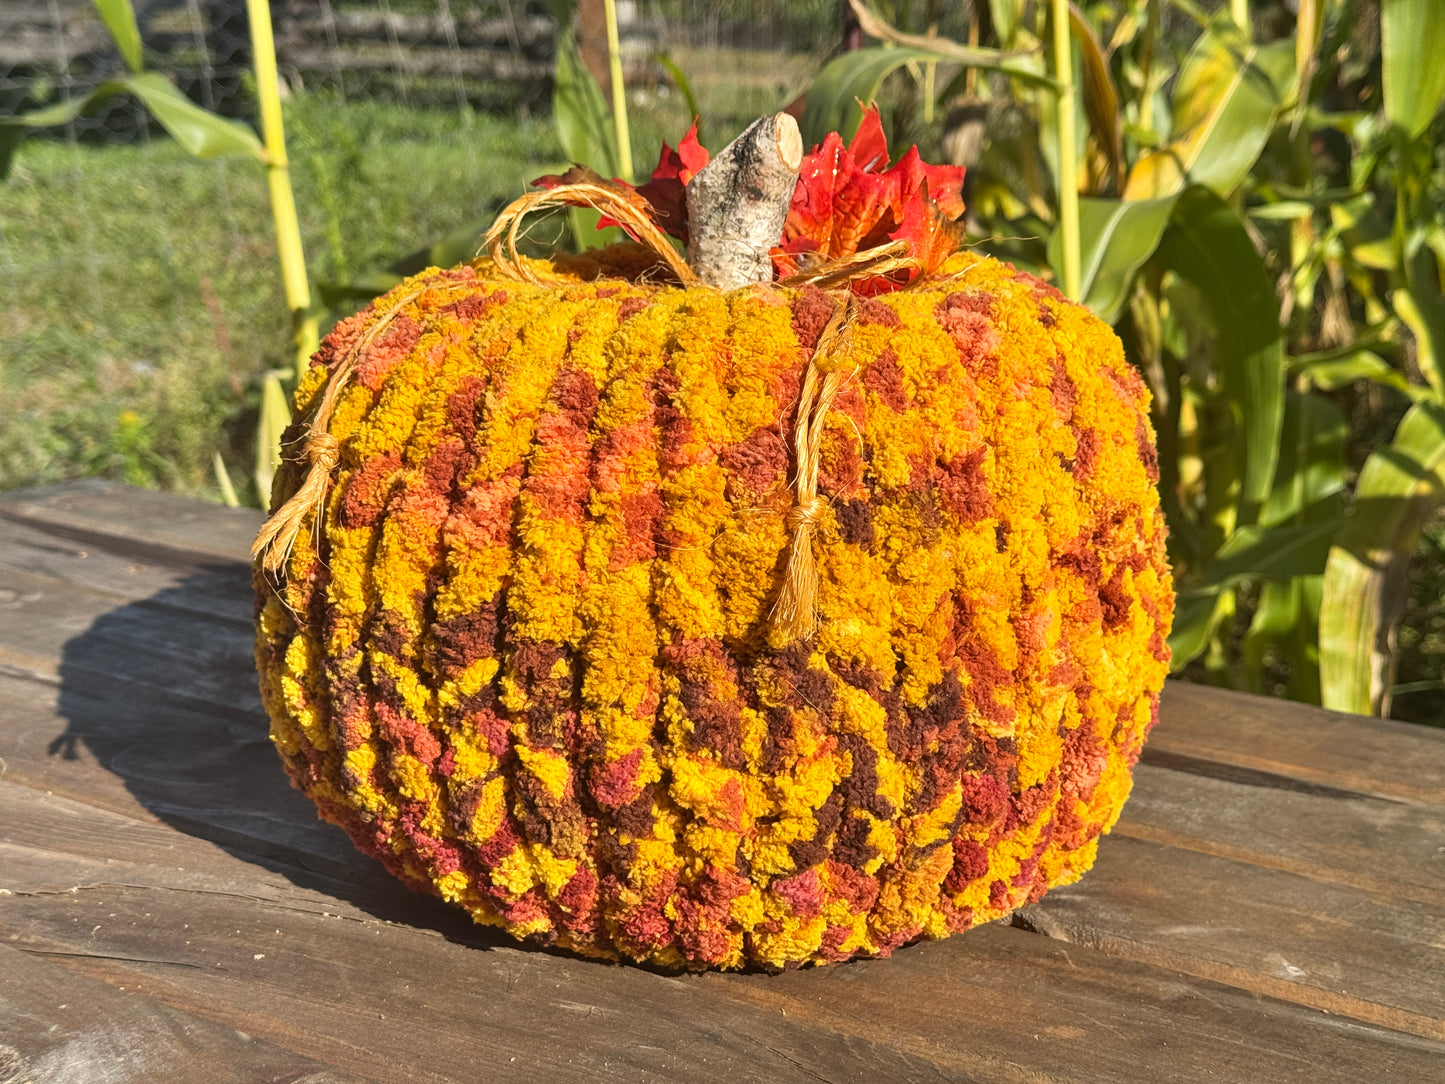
[0,95,571,504]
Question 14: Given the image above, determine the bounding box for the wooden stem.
[685,113,803,291]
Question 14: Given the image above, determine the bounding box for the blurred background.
[1,0,1442,725]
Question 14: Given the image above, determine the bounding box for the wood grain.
[0,515,254,614]
[0,942,364,1083]
[0,480,260,566]
[1019,833,1445,1040]
[1152,681,1445,807]
[8,831,1442,1084]
[1118,762,1445,905]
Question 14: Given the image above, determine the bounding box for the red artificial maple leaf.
[531,123,709,243]
[633,120,710,243]
[529,107,965,291]
[772,105,966,287]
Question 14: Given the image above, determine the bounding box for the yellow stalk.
[1051,0,1081,300]
[603,0,634,182]
[245,0,317,383]
[1231,0,1250,33]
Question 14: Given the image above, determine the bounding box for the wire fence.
[0,0,840,497]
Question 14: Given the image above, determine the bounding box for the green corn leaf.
[92,0,145,73]
[1067,2,1122,191]
[1381,0,1445,140]
[1247,200,1316,221]
[802,44,1054,148]
[652,52,703,142]
[989,0,1025,47]
[1320,398,1445,715]
[254,371,293,507]
[1260,390,1347,528]
[1167,587,1233,670]
[1331,194,1398,272]
[1289,346,1426,399]
[1155,185,1286,526]
[1049,194,1177,322]
[1199,512,1343,588]
[1123,31,1292,199]
[549,0,619,179]
[0,84,124,179]
[1243,575,1323,702]
[1392,288,1445,398]
[2,73,262,178]
[1241,577,1303,694]
[212,450,241,509]
[802,47,936,146]
[123,72,265,161]
[318,273,404,308]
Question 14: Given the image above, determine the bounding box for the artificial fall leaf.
[531,125,709,243]
[772,105,967,285]
[892,183,966,276]
[634,120,710,243]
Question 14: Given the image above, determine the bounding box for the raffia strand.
[777,239,920,290]
[769,298,856,642]
[482,183,698,287]
[252,285,467,576]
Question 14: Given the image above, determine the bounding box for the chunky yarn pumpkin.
[254,244,1173,970]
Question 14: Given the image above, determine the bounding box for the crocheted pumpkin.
[254,116,1172,970]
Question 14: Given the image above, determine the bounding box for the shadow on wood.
[42,567,527,955]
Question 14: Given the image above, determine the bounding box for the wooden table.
[0,481,1441,1083]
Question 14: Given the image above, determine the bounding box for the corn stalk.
[1051,0,1081,300]
[245,0,316,383]
[603,0,633,181]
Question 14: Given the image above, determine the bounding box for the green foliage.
[0,71,264,180]
[1381,0,1445,140]
[1321,400,1445,714]
[837,0,1445,721]
[0,102,560,504]
[548,0,622,180]
[91,0,144,74]
[802,42,1046,148]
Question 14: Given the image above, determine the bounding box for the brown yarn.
[769,297,856,643]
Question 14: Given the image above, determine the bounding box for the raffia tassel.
[769,298,856,642]
[252,429,340,575]
[253,285,465,576]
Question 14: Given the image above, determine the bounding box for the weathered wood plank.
[0,563,259,711]
[719,932,1445,1083]
[1019,833,1445,1040]
[1152,681,1445,807]
[7,783,1442,1083]
[0,480,260,566]
[4,482,1444,1079]
[1118,762,1445,905]
[0,515,254,615]
[6,831,1442,1084]
[0,837,969,1083]
[0,672,378,884]
[0,942,366,1084]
